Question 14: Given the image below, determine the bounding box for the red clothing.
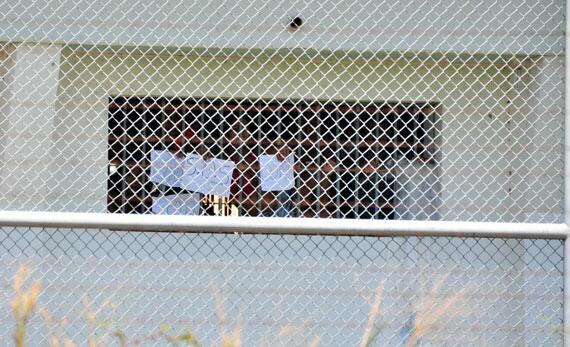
[173,128,195,152]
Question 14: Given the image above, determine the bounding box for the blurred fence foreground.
[0,223,566,346]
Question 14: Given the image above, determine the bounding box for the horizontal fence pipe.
[0,211,567,239]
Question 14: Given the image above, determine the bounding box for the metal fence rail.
[0,224,565,346]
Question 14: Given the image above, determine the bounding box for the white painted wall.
[0,0,564,219]
[520,57,565,223]
[0,46,15,161]
[0,44,61,211]
[0,44,563,221]
[47,48,563,222]
[0,0,564,55]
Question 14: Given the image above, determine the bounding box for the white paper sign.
[152,193,201,215]
[149,150,185,188]
[181,154,235,197]
[259,154,295,192]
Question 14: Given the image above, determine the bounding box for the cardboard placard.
[259,154,295,192]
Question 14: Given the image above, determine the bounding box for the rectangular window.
[108,97,440,218]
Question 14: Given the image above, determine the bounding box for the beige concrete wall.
[0,46,15,161]
[57,49,561,221]
[0,45,561,221]
[0,44,61,211]
[0,0,563,55]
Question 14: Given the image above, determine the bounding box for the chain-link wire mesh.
[0,227,564,346]
[0,1,567,345]
[0,0,565,222]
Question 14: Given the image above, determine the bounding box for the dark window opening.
[107,96,440,218]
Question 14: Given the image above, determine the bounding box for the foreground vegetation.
[9,265,466,347]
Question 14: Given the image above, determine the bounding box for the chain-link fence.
[0,0,567,345]
[0,0,565,222]
[0,227,565,346]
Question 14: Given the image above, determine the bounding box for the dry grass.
[11,265,41,347]
[8,265,467,347]
[405,275,469,347]
[40,308,76,347]
[359,280,385,347]
[213,285,241,347]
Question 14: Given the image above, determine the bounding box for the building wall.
[0,46,14,160]
[0,0,564,220]
[0,0,564,55]
[48,48,564,222]
[0,44,61,210]
[520,57,565,223]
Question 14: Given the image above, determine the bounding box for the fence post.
[565,237,570,345]
[562,0,570,347]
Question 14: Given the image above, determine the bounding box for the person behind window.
[261,139,295,218]
[164,125,217,215]
[221,121,256,215]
